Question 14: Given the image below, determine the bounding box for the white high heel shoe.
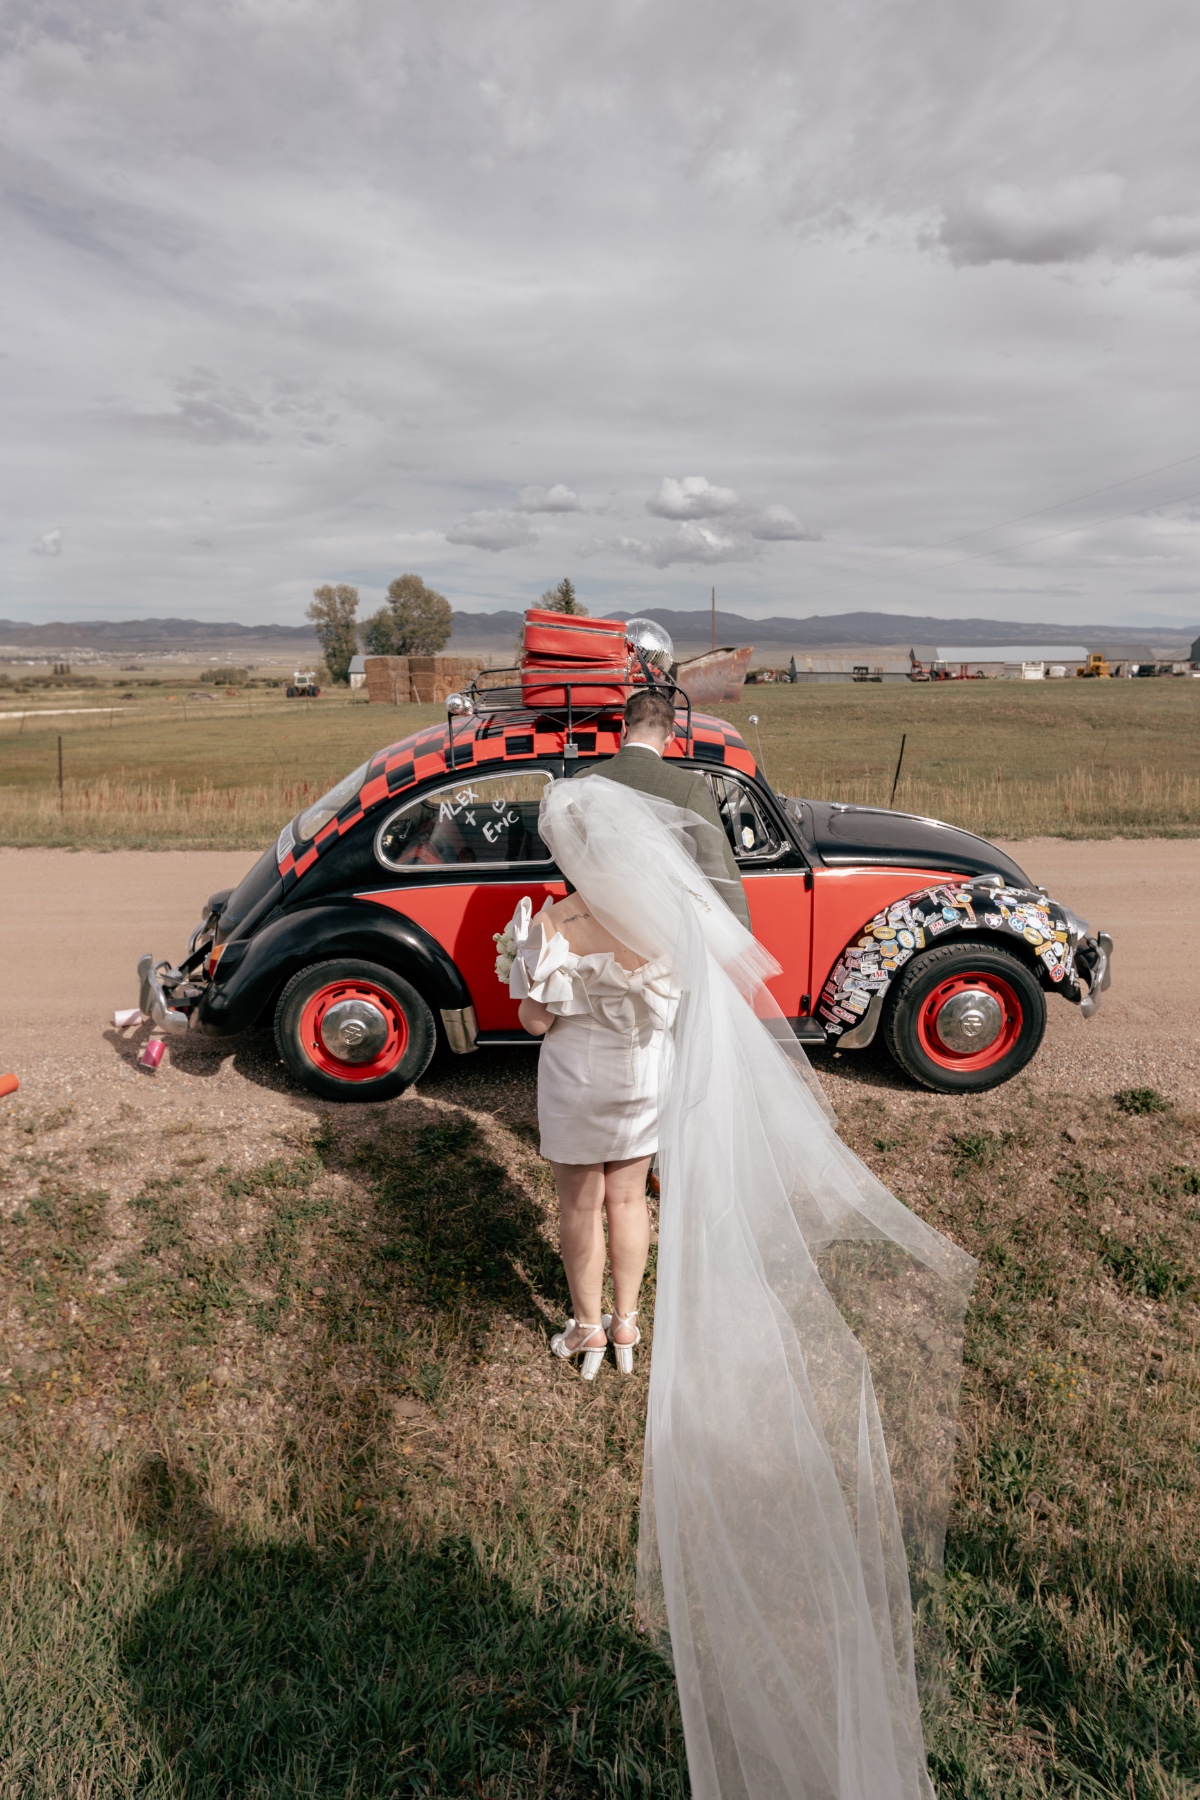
[550,1319,607,1381]
[604,1309,641,1375]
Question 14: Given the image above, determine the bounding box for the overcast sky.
[5,0,1200,628]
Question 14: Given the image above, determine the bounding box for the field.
[2,1060,1198,1797]
[2,677,1200,848]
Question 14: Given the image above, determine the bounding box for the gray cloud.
[445,510,538,552]
[1136,214,1200,259]
[516,483,583,512]
[647,476,742,520]
[745,506,820,542]
[939,175,1125,266]
[31,529,62,556]
[620,523,760,568]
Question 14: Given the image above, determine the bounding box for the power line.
[910,484,1200,579]
[944,447,1200,544]
[786,459,1200,601]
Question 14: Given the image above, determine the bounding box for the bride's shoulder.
[540,895,575,934]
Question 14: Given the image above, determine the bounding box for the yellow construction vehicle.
[1076,651,1111,679]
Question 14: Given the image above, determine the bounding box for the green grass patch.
[1114,1087,1173,1116]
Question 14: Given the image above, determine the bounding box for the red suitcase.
[521,609,628,662]
[520,662,632,708]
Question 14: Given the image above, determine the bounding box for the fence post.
[889,733,907,807]
[58,734,64,814]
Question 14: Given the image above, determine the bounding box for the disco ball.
[624,616,674,671]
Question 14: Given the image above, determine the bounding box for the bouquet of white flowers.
[493,924,518,984]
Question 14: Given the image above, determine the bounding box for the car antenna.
[747,714,768,781]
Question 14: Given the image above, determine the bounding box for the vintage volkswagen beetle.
[136,666,1111,1100]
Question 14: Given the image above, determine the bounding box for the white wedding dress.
[506,895,677,1162]
[525,777,977,1800]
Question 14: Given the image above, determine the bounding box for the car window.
[704,772,784,862]
[375,771,554,871]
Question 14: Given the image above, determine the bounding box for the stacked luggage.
[519,608,634,708]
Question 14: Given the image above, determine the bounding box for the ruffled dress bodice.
[504,896,677,1163]
[507,895,677,1034]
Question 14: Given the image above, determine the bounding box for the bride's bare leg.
[604,1155,652,1342]
[551,1161,607,1347]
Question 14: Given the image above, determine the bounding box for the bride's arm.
[518,996,555,1035]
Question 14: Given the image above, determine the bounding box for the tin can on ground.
[113,1008,144,1029]
[138,1037,166,1070]
[0,1073,19,1098]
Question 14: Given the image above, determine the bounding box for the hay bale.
[364,656,410,704]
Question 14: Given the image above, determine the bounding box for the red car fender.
[813,873,1080,1037]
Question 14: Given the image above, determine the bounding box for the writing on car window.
[375,772,553,870]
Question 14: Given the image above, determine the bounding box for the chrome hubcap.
[934,988,1004,1053]
[319,997,390,1063]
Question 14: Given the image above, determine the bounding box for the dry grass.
[800,764,1200,839]
[2,1054,1199,1796]
[725,680,1200,839]
[0,777,341,851]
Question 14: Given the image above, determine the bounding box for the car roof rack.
[462,664,694,756]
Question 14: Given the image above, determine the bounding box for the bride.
[503,775,976,1800]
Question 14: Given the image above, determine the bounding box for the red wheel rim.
[915,971,1023,1072]
[297,978,409,1082]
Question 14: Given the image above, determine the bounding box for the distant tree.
[363,574,453,656]
[538,577,587,616]
[306,584,359,684]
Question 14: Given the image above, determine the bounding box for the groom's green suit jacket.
[589,745,752,931]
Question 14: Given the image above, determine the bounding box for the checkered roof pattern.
[275,709,754,886]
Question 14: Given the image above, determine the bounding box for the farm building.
[753,654,911,684]
[910,644,1089,678]
[911,642,1166,679]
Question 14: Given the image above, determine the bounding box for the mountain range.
[0,609,1192,653]
[454,607,1194,650]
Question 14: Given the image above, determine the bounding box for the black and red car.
[137,666,1111,1100]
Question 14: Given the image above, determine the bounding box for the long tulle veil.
[538,775,977,1800]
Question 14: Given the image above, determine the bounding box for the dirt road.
[1,840,1197,1116]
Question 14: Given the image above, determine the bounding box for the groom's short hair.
[624,689,675,734]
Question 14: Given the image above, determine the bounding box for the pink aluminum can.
[138,1036,166,1070]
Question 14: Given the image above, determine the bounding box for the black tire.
[882,941,1046,1094]
[274,958,437,1102]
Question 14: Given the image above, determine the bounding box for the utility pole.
[711,585,716,652]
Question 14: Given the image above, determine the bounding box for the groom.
[594,688,752,930]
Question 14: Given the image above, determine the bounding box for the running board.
[478,1021,828,1049]
[788,1018,829,1045]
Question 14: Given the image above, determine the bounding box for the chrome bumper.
[440,1004,479,1055]
[137,953,191,1035]
[1078,931,1113,1020]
